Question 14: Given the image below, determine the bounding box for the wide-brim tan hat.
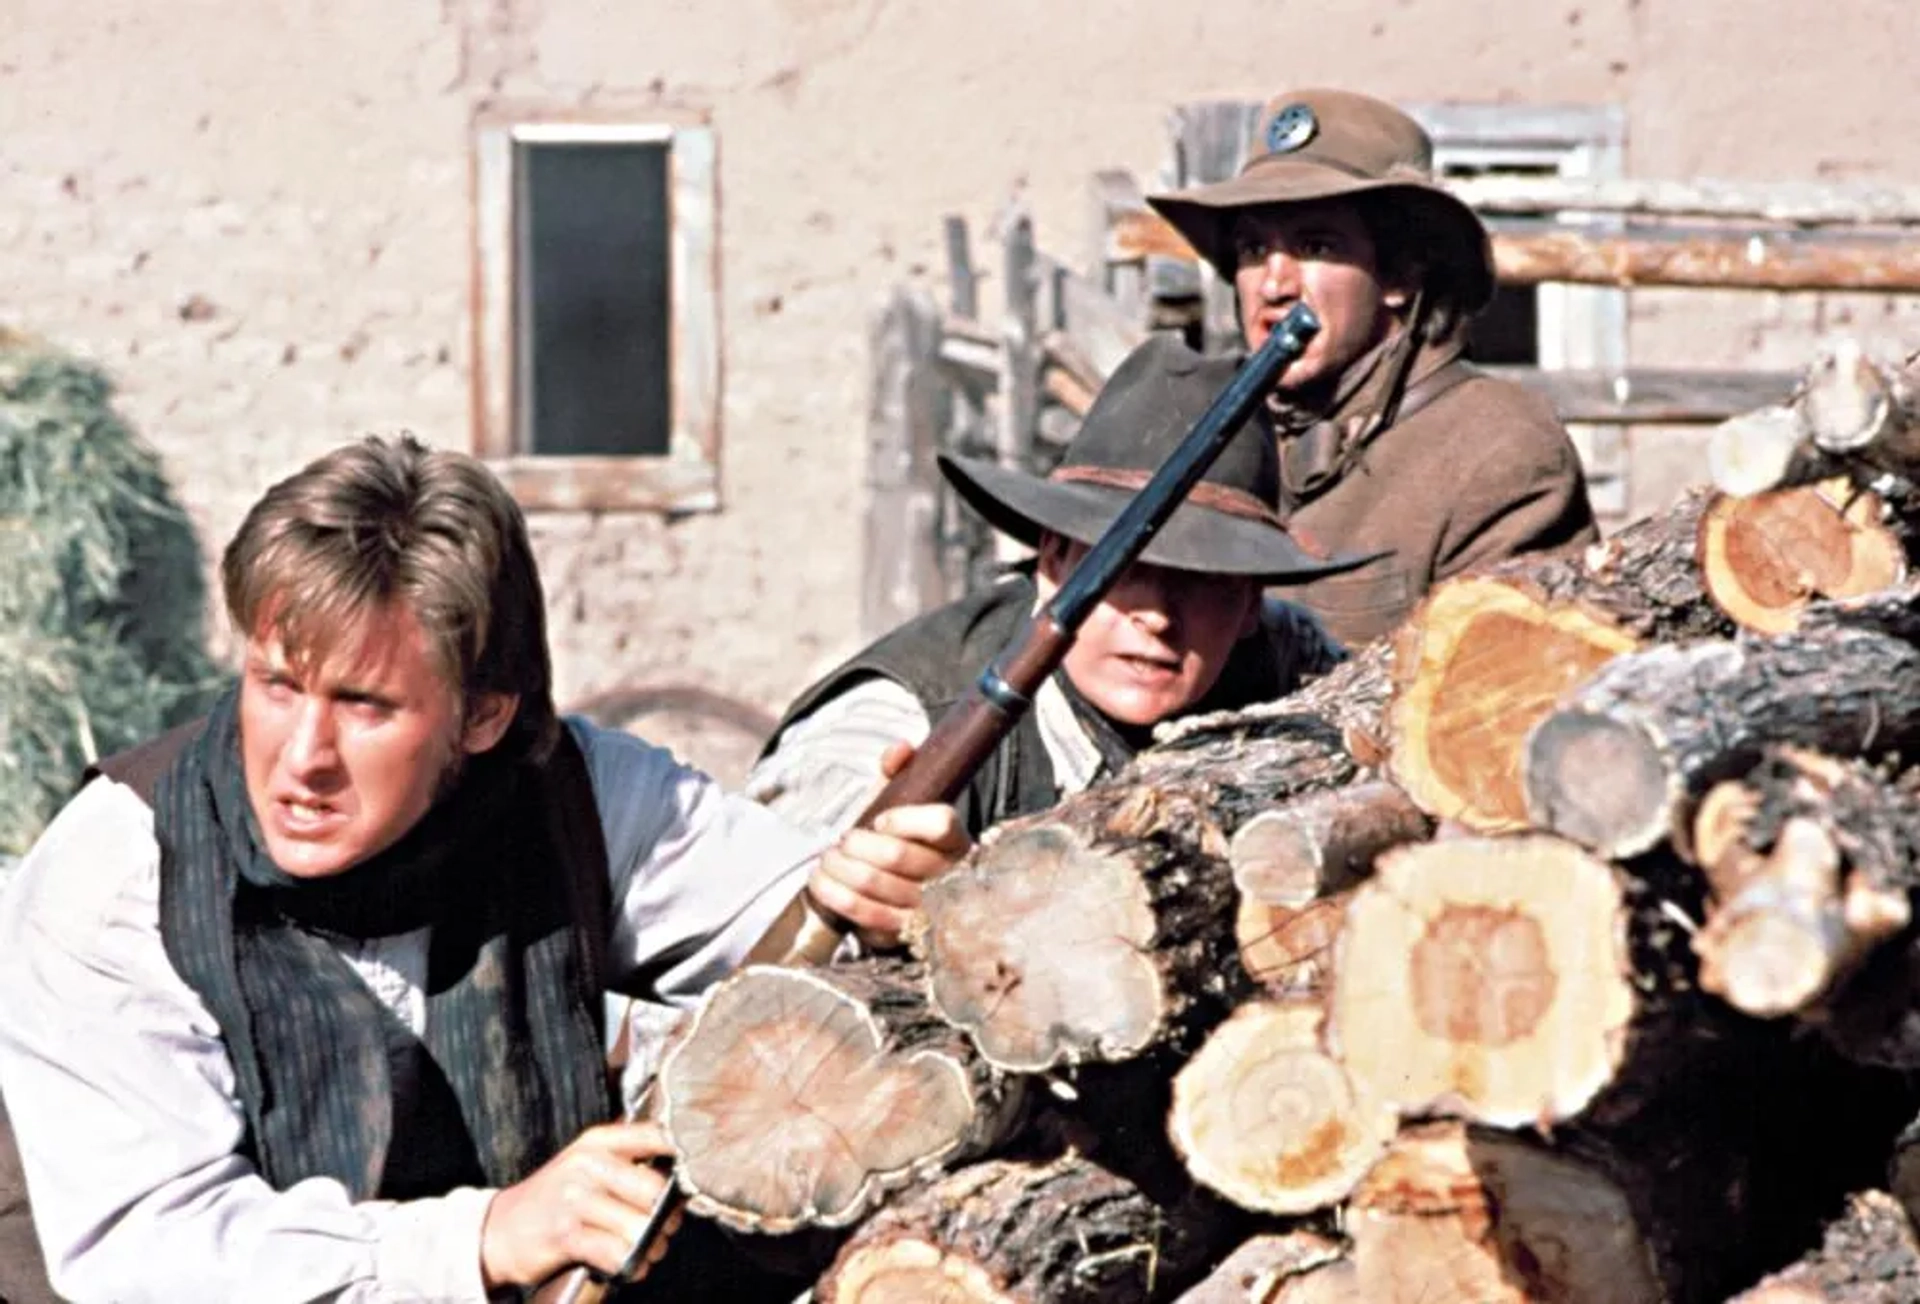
[1148,88,1496,314]
[937,335,1375,583]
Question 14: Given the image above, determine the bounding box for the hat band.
[1047,466,1287,529]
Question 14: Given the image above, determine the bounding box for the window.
[472,111,721,512]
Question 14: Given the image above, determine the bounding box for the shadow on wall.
[0,327,223,857]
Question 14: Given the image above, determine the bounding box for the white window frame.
[471,107,722,513]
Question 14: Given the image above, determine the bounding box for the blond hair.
[221,434,557,761]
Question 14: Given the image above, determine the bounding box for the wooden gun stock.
[531,303,1321,1303]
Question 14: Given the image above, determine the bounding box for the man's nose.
[283,699,340,777]
[1258,249,1301,300]
[1118,569,1176,632]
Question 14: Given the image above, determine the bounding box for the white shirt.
[0,718,823,1303]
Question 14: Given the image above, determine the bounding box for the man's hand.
[479,1120,684,1289]
[805,741,972,949]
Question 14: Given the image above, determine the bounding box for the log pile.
[646,340,1920,1302]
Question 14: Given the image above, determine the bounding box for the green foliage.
[0,333,222,853]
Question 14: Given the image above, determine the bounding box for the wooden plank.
[1494,227,1920,292]
[945,215,979,318]
[1087,168,1150,326]
[1109,206,1920,293]
[998,207,1040,474]
[1489,367,1798,424]
[860,288,949,639]
[1036,252,1145,377]
[1452,175,1920,226]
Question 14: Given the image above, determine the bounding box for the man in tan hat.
[749,334,1368,840]
[1149,88,1599,646]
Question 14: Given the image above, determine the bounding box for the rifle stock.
[530,303,1321,1303]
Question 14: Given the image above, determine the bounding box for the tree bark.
[658,956,1026,1232]
[1727,1191,1920,1303]
[1167,999,1395,1216]
[1523,626,1920,860]
[814,1154,1236,1304]
[1689,748,1919,1018]
[1170,1232,1346,1304]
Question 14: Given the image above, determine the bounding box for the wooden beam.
[1492,367,1798,424]
[1493,228,1920,292]
[1108,207,1920,293]
[1449,175,1920,227]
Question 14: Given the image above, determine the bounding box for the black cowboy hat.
[937,335,1372,583]
[1147,88,1497,314]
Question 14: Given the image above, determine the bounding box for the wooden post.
[995,204,1040,565]
[860,286,948,642]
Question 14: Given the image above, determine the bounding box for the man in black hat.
[1148,88,1600,647]
[748,334,1367,839]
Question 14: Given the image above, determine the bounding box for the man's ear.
[461,693,521,755]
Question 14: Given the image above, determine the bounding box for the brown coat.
[1274,371,1599,647]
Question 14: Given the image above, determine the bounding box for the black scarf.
[155,688,612,1199]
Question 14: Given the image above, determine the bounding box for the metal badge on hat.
[1264,103,1317,154]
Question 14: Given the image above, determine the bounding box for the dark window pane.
[515,141,672,456]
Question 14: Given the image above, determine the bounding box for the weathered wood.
[658,958,1025,1233]
[1697,482,1907,634]
[814,1154,1234,1304]
[1690,748,1919,1018]
[1489,227,1920,292]
[1523,626,1920,860]
[1328,835,1641,1127]
[860,287,950,642]
[1168,999,1395,1216]
[1497,366,1797,426]
[1108,204,1920,292]
[1445,174,1920,226]
[1387,577,1640,832]
[1727,1191,1920,1303]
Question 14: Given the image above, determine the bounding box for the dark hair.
[221,434,558,762]
[1348,192,1474,342]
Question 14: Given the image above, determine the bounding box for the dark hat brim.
[1147,159,1496,314]
[937,451,1375,584]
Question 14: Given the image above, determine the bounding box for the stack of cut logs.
[655,341,1920,1303]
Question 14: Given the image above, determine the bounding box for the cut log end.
[660,966,976,1231]
[1523,708,1674,859]
[1342,1121,1663,1304]
[1698,483,1906,635]
[1236,893,1347,993]
[1389,576,1637,833]
[1169,1000,1394,1215]
[1330,837,1633,1126]
[1707,405,1809,498]
[921,823,1162,1072]
[819,1237,1012,1304]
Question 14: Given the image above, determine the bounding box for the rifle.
[533,301,1321,1304]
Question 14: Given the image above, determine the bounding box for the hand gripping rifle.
[534,302,1320,1304]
